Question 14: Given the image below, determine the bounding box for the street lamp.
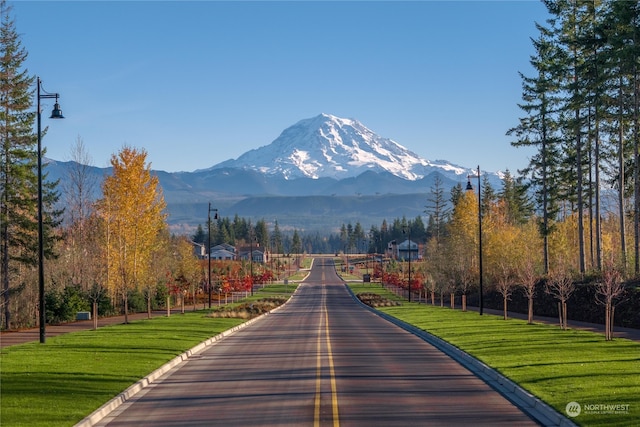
[37,77,64,344]
[207,204,218,309]
[403,226,412,302]
[466,165,483,315]
[249,231,256,296]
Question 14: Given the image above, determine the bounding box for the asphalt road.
[94,258,539,426]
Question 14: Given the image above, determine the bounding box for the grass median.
[349,283,640,427]
[0,284,297,427]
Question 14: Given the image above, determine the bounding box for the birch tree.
[97,146,166,323]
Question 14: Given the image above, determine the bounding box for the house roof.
[211,243,235,253]
[210,249,236,258]
[397,239,418,250]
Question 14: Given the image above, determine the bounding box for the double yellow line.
[314,281,340,427]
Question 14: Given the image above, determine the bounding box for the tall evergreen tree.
[255,218,269,249]
[192,224,206,245]
[481,174,497,217]
[509,23,565,274]
[368,224,381,253]
[600,0,640,273]
[272,220,283,254]
[424,174,449,243]
[0,1,61,329]
[450,182,464,207]
[291,229,301,256]
[551,0,594,274]
[498,169,534,226]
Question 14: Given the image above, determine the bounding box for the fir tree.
[192,224,206,245]
[424,174,449,243]
[0,1,61,329]
[508,24,564,274]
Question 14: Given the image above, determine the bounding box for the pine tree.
[550,0,605,274]
[450,182,463,207]
[481,175,496,217]
[272,220,283,254]
[192,224,206,245]
[509,23,565,274]
[255,219,269,249]
[0,1,61,329]
[291,229,301,255]
[424,174,449,243]
[498,169,534,226]
[599,0,640,274]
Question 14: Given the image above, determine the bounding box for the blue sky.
[14,0,549,174]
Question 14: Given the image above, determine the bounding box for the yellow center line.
[314,282,340,427]
[314,283,325,427]
[314,317,322,426]
[324,304,340,426]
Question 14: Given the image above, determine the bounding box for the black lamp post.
[466,165,483,315]
[249,231,255,296]
[37,77,64,344]
[207,204,218,309]
[403,226,412,302]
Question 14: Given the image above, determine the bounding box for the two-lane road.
[94,259,538,426]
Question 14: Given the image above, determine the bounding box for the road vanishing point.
[92,258,542,426]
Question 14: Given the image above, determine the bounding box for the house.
[191,241,206,259]
[389,239,420,261]
[209,248,236,261]
[238,249,268,263]
[208,243,236,260]
[211,243,236,253]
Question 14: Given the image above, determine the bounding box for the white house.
[209,248,236,261]
[211,243,236,253]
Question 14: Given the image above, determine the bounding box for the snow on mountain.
[211,113,470,181]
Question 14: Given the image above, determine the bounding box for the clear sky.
[14,0,549,174]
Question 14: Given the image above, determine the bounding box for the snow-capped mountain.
[45,113,504,231]
[211,113,469,181]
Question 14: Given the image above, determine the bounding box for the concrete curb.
[345,285,578,427]
[74,289,299,427]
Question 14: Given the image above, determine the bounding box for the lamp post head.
[49,102,64,119]
[465,179,473,191]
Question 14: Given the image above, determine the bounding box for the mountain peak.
[212,114,467,181]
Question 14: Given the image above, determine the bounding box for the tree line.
[508,0,640,276]
[1,1,637,336]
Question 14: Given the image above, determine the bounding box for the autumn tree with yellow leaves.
[170,235,204,313]
[483,200,528,320]
[96,147,167,323]
[445,190,478,310]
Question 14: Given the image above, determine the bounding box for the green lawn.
[0,284,298,427]
[1,314,244,426]
[2,283,637,426]
[349,283,640,427]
